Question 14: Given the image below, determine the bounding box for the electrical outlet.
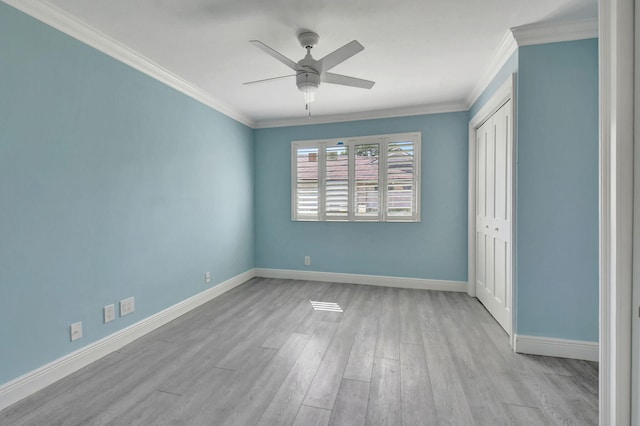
[304,256,311,266]
[120,297,135,316]
[205,272,211,284]
[104,304,115,323]
[70,322,82,341]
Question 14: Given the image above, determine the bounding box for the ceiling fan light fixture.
[297,72,320,104]
[299,81,318,104]
[302,87,316,104]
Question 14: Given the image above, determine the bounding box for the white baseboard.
[0,268,256,412]
[254,268,467,292]
[514,334,599,362]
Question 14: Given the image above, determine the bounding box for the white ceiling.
[40,0,597,126]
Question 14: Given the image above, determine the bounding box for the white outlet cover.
[70,322,82,341]
[104,304,115,323]
[205,272,211,283]
[120,297,135,316]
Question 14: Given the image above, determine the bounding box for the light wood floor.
[1,278,598,425]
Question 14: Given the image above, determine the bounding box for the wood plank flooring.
[0,278,598,425]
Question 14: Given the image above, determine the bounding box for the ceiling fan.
[244,32,375,111]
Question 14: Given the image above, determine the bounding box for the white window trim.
[291,132,421,222]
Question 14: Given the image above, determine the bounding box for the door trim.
[599,0,635,425]
[632,0,639,424]
[468,74,517,346]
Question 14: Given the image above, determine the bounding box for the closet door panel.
[494,239,507,305]
[475,99,513,336]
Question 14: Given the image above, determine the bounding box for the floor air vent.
[309,300,343,312]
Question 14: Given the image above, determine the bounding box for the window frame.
[291,132,421,222]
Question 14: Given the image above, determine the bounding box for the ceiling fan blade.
[318,40,364,72]
[249,40,297,70]
[243,75,296,85]
[322,72,375,89]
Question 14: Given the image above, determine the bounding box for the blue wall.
[254,112,469,281]
[0,3,254,384]
[516,39,599,342]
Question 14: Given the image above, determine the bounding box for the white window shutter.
[325,145,349,219]
[294,145,319,220]
[292,133,420,222]
[386,139,417,219]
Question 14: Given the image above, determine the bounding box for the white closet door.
[476,100,512,335]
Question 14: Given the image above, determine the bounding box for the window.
[292,132,421,222]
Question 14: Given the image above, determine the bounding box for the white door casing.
[600,0,635,424]
[475,100,513,335]
[632,1,639,423]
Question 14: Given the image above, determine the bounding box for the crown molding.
[2,0,256,128]
[253,102,468,129]
[466,18,598,109]
[511,18,599,47]
[465,30,518,109]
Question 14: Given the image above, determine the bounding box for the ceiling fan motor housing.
[297,71,320,93]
